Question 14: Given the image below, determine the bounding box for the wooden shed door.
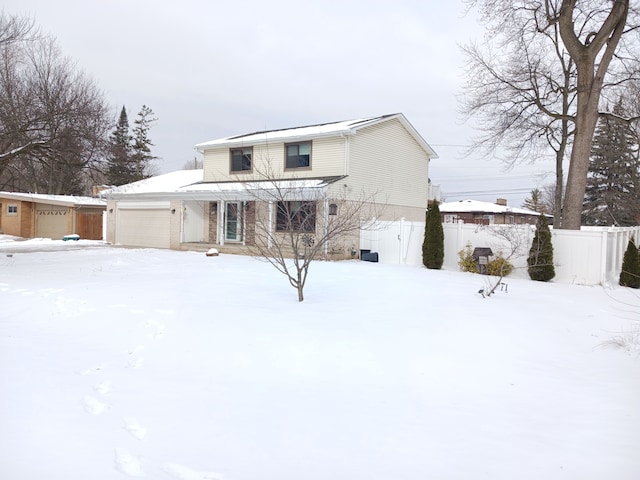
[77,212,103,240]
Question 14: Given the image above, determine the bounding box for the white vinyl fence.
[360,219,640,286]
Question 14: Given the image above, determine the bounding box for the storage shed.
[0,192,106,240]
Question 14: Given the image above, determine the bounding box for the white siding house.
[103,113,438,257]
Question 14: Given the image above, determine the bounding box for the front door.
[225,202,242,242]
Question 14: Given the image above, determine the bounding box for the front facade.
[104,114,438,257]
[0,192,106,240]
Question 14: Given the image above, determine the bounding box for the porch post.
[268,201,273,249]
[323,198,329,257]
[218,200,225,246]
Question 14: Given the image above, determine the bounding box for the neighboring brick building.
[439,199,549,225]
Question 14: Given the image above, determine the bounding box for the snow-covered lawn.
[0,236,639,480]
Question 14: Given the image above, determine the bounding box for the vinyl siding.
[342,118,429,210]
[203,136,346,182]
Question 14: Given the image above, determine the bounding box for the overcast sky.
[6,0,556,207]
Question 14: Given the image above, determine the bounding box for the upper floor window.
[285,142,311,169]
[230,147,252,173]
[7,204,18,216]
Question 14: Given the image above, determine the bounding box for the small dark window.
[276,201,316,232]
[7,204,18,215]
[230,147,252,172]
[285,142,311,169]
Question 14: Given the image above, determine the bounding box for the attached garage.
[116,203,171,249]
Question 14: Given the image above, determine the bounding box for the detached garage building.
[0,192,106,240]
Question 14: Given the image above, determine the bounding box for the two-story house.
[103,113,438,258]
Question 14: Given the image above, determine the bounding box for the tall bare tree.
[558,0,630,229]
[0,13,110,194]
[463,0,638,229]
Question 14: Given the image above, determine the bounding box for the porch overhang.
[103,177,344,203]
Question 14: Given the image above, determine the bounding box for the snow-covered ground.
[0,235,639,480]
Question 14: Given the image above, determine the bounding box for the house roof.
[0,191,106,208]
[100,169,343,201]
[439,199,546,216]
[195,113,439,158]
[100,169,205,196]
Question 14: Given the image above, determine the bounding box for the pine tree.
[527,214,555,282]
[583,98,640,226]
[131,105,157,181]
[522,188,548,214]
[422,201,444,269]
[106,106,134,186]
[619,238,640,288]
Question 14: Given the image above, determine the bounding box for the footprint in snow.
[127,356,145,369]
[83,395,108,415]
[145,320,165,338]
[163,462,223,480]
[78,362,111,376]
[114,448,145,477]
[123,418,147,440]
[93,380,112,395]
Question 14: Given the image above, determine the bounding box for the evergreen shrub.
[528,214,555,282]
[619,238,640,288]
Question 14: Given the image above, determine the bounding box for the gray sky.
[6,0,556,207]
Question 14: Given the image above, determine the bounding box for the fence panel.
[362,219,640,286]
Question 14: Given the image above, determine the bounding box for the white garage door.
[117,208,170,248]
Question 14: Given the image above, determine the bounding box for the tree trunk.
[558,0,629,230]
[562,91,600,229]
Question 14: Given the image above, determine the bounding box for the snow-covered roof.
[195,113,439,158]
[439,199,544,216]
[0,191,106,208]
[100,169,205,196]
[101,169,342,201]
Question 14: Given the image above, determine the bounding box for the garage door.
[36,205,69,240]
[116,208,170,248]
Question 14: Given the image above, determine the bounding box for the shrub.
[619,238,640,288]
[422,201,444,269]
[527,214,555,282]
[458,242,479,273]
[487,255,514,277]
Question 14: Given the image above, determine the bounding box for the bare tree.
[0,13,110,194]
[479,224,530,297]
[558,0,631,229]
[243,164,384,302]
[183,157,203,170]
[462,0,639,229]
[0,10,36,47]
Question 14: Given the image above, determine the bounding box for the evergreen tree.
[522,188,548,214]
[131,105,157,181]
[583,98,640,226]
[527,214,555,282]
[619,238,640,288]
[422,201,444,269]
[106,106,134,186]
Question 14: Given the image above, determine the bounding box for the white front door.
[225,202,242,242]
